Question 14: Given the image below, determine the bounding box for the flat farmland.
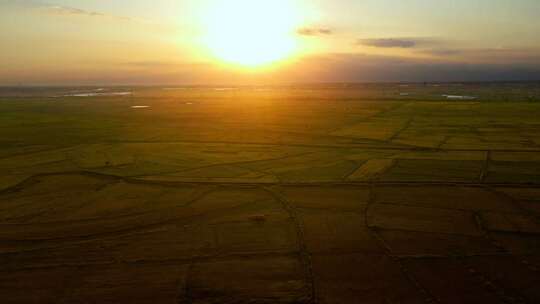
[1,85,540,303]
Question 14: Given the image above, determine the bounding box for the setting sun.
[202,0,302,67]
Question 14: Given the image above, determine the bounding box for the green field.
[1,85,540,303]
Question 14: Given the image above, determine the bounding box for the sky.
[1,0,540,85]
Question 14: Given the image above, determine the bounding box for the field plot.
[1,85,540,303]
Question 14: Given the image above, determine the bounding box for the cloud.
[4,0,181,32]
[421,47,540,64]
[357,37,447,49]
[358,38,417,48]
[4,51,540,85]
[297,27,333,36]
[422,48,463,56]
[289,52,540,82]
[119,61,211,69]
[45,5,106,17]
[7,0,136,22]
[44,4,134,22]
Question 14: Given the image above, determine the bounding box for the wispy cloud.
[297,27,333,37]
[44,5,105,17]
[358,38,418,48]
[356,38,536,65]
[3,0,181,33]
[44,4,135,22]
[119,61,211,69]
[357,37,446,49]
[421,47,540,64]
[422,48,463,56]
[8,0,140,23]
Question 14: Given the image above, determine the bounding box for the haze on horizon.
[1,0,540,85]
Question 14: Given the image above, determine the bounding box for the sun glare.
[202,0,302,68]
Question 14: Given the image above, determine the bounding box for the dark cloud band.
[358,38,417,48]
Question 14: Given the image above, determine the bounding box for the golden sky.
[1,0,540,85]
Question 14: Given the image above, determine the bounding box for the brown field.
[1,84,540,303]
